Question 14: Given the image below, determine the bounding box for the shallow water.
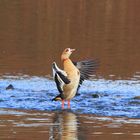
[0,108,140,140]
[0,76,140,140]
[0,76,140,118]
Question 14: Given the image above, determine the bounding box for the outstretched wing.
[52,62,70,94]
[73,59,99,92]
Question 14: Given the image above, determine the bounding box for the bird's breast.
[63,59,80,99]
[63,59,80,81]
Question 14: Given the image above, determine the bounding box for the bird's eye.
[65,49,69,52]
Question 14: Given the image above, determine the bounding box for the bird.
[52,48,99,109]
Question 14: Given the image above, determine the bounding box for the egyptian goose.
[52,48,99,109]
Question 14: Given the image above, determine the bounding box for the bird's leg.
[61,100,65,109]
[67,100,71,109]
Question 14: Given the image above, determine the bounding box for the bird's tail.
[52,94,63,101]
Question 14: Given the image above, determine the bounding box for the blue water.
[0,75,140,118]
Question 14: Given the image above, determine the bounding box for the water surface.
[0,75,139,139]
[0,108,140,140]
[0,76,140,118]
[0,0,140,140]
[0,0,140,79]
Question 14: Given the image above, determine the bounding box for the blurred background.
[0,0,140,80]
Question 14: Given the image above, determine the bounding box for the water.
[0,76,139,139]
[0,0,140,139]
[0,76,140,118]
[0,75,140,118]
[0,108,140,140]
[0,0,140,79]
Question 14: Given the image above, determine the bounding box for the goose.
[52,48,99,109]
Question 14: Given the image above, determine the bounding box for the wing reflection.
[49,111,78,140]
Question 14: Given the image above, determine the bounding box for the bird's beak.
[70,48,76,52]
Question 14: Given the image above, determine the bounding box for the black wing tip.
[52,94,63,101]
[52,98,55,101]
[52,97,60,101]
[52,62,57,68]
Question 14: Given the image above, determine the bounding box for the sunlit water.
[0,75,140,118]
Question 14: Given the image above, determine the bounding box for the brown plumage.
[52,48,99,109]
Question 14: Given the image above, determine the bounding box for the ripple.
[0,75,140,118]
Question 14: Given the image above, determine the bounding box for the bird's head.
[61,48,75,61]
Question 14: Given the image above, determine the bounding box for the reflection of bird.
[52,48,99,109]
[49,111,78,140]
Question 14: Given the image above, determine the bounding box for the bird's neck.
[62,58,69,62]
[61,53,70,62]
[63,58,76,73]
